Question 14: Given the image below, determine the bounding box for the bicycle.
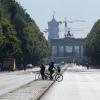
[35,70,63,82]
[35,71,50,80]
[52,69,63,82]
[35,71,41,80]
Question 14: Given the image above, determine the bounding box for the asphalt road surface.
[40,65,100,100]
[0,69,36,96]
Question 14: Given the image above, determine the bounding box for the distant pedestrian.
[24,66,26,71]
[86,63,89,69]
[8,65,11,71]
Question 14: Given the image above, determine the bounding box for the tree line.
[0,0,49,67]
[84,19,100,68]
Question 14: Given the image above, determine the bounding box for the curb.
[37,81,55,100]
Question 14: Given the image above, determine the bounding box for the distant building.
[48,16,61,41]
[48,16,85,63]
[50,37,85,63]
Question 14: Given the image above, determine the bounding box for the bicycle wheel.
[35,73,38,80]
[35,73,41,80]
[45,73,50,80]
[38,73,42,80]
[52,73,56,81]
[55,74,63,82]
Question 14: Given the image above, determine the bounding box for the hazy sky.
[16,0,100,39]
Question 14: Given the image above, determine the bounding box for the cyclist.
[48,62,56,80]
[40,64,45,80]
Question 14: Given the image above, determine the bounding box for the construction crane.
[61,17,85,38]
[43,17,86,39]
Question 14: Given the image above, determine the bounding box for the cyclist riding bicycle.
[48,62,56,80]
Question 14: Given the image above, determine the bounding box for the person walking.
[40,64,45,80]
[86,63,89,69]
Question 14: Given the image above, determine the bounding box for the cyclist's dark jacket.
[40,64,45,73]
[48,63,54,72]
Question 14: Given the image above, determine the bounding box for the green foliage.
[84,20,100,65]
[0,0,49,65]
[0,13,21,58]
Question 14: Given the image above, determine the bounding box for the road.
[40,64,100,100]
[0,68,38,96]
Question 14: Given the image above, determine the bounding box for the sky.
[16,0,100,39]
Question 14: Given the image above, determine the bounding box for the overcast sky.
[16,0,100,39]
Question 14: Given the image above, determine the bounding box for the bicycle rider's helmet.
[51,61,54,64]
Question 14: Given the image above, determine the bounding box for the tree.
[0,0,49,66]
[0,14,21,58]
[84,19,100,65]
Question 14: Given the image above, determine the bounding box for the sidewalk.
[0,80,53,100]
[0,64,69,100]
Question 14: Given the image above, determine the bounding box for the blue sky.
[16,0,100,39]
